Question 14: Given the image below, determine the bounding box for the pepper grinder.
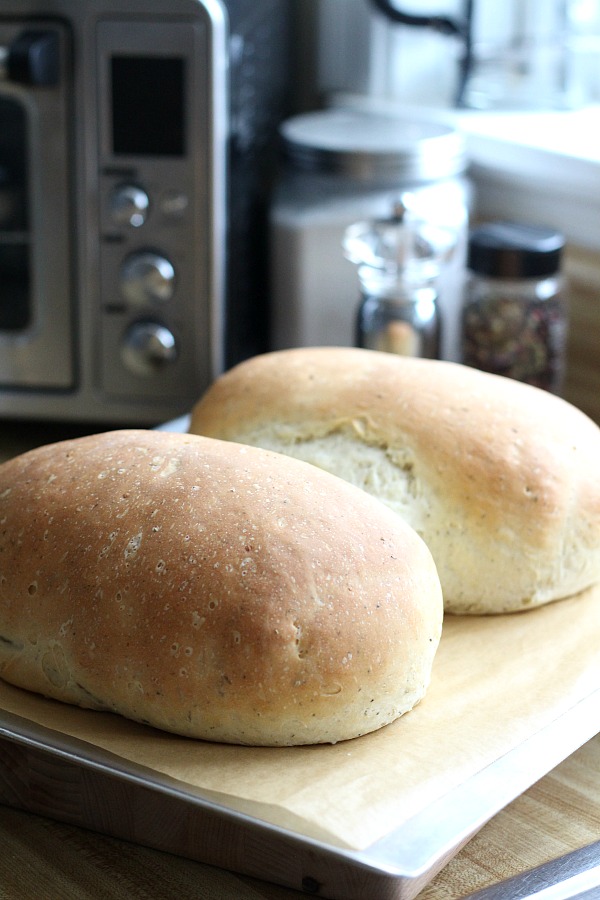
[343,199,457,359]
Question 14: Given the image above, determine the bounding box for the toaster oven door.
[0,20,73,389]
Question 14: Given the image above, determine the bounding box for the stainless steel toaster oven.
[0,0,292,424]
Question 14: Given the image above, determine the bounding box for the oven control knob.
[110,184,150,228]
[2,30,59,86]
[121,252,175,305]
[121,322,178,376]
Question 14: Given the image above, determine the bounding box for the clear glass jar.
[461,222,567,393]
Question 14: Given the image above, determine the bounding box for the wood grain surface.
[562,245,600,426]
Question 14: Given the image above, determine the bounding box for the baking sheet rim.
[1,684,599,886]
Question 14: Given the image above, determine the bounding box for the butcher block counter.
[1,328,600,900]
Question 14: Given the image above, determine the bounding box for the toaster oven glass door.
[0,21,74,389]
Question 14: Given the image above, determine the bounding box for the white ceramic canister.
[269,108,471,361]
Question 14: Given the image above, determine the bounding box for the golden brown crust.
[0,429,442,745]
[190,347,600,614]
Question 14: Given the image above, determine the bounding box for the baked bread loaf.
[190,347,600,615]
[0,429,442,746]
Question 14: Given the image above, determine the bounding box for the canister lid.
[280,109,467,183]
[468,221,565,278]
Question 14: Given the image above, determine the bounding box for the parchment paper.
[1,588,599,851]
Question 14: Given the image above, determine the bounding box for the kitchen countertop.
[0,421,599,899]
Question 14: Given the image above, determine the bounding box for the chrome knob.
[121,251,175,305]
[121,322,178,376]
[110,184,150,228]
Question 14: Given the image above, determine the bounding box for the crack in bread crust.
[190,347,600,614]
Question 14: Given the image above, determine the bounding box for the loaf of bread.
[0,429,442,745]
[190,347,600,615]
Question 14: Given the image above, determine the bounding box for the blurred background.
[0,0,599,434]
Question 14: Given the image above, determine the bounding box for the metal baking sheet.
[0,672,599,899]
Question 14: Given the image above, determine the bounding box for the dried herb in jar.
[461,221,567,393]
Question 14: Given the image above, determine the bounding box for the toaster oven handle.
[0,30,59,86]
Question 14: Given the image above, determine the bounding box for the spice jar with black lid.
[461,221,567,393]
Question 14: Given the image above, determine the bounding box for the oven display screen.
[111,56,185,156]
